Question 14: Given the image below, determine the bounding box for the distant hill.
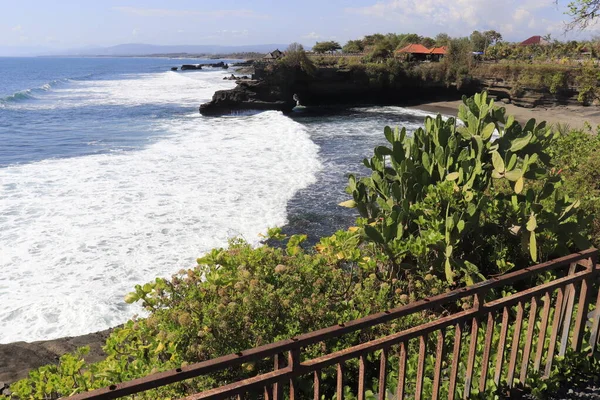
[57,43,290,57]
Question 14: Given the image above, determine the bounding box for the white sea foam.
[0,71,322,343]
[3,70,232,110]
[352,105,453,119]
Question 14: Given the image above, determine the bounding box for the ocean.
[0,57,438,343]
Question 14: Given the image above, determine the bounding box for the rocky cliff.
[200,64,476,115]
[199,63,586,115]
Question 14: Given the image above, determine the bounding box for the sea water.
[0,57,438,343]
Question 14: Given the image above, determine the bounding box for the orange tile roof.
[396,43,431,54]
[429,46,448,55]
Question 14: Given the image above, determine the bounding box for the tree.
[421,37,436,48]
[363,33,386,46]
[369,42,391,62]
[483,30,503,45]
[312,41,342,54]
[470,30,487,52]
[565,0,600,29]
[397,33,422,48]
[435,33,451,47]
[283,43,316,75]
[342,40,364,54]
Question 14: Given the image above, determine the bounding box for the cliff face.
[476,77,580,108]
[199,63,584,115]
[200,65,475,115]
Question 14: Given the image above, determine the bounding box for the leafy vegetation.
[343,92,590,290]
[312,41,342,54]
[3,93,600,399]
[547,124,600,247]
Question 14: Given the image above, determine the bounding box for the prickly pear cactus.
[343,92,590,285]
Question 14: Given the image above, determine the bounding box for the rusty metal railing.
[69,249,599,400]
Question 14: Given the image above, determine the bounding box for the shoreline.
[3,98,600,386]
[0,327,115,383]
[408,99,600,130]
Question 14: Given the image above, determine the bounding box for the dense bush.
[548,126,600,247]
[343,92,591,292]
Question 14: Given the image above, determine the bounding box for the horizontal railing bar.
[301,270,592,372]
[301,310,477,370]
[183,369,292,400]
[485,270,589,311]
[68,249,597,400]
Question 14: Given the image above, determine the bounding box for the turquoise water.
[0,57,436,343]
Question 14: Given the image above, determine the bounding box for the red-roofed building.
[395,43,432,61]
[429,46,448,61]
[520,36,549,46]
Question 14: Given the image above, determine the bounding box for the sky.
[0,0,598,54]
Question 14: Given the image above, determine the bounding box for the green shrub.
[4,232,442,399]
[343,92,591,292]
[548,128,600,247]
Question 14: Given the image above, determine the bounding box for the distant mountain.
[57,43,290,57]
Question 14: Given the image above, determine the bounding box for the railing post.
[586,251,600,354]
[559,263,578,356]
[479,310,495,393]
[449,323,463,400]
[396,342,407,400]
[288,347,300,400]
[572,255,595,352]
[273,353,283,400]
[464,290,484,399]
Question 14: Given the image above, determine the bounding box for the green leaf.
[515,177,524,194]
[506,153,518,171]
[124,293,139,304]
[445,258,454,283]
[457,220,465,233]
[506,115,515,129]
[384,126,394,143]
[491,151,505,173]
[445,245,453,258]
[510,133,533,152]
[559,200,581,221]
[526,214,537,232]
[339,200,356,208]
[375,146,393,156]
[364,225,385,245]
[422,152,432,173]
[446,172,460,181]
[505,169,523,182]
[530,231,537,262]
[481,122,496,140]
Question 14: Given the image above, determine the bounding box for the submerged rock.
[181,64,202,71]
[200,80,295,115]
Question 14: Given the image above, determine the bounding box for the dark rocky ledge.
[199,63,588,116]
[200,79,295,115]
[199,64,477,116]
[0,327,116,384]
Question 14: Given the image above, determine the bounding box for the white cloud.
[345,0,566,39]
[12,25,22,32]
[132,28,139,36]
[215,29,250,37]
[303,32,322,40]
[513,8,531,22]
[113,6,269,19]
